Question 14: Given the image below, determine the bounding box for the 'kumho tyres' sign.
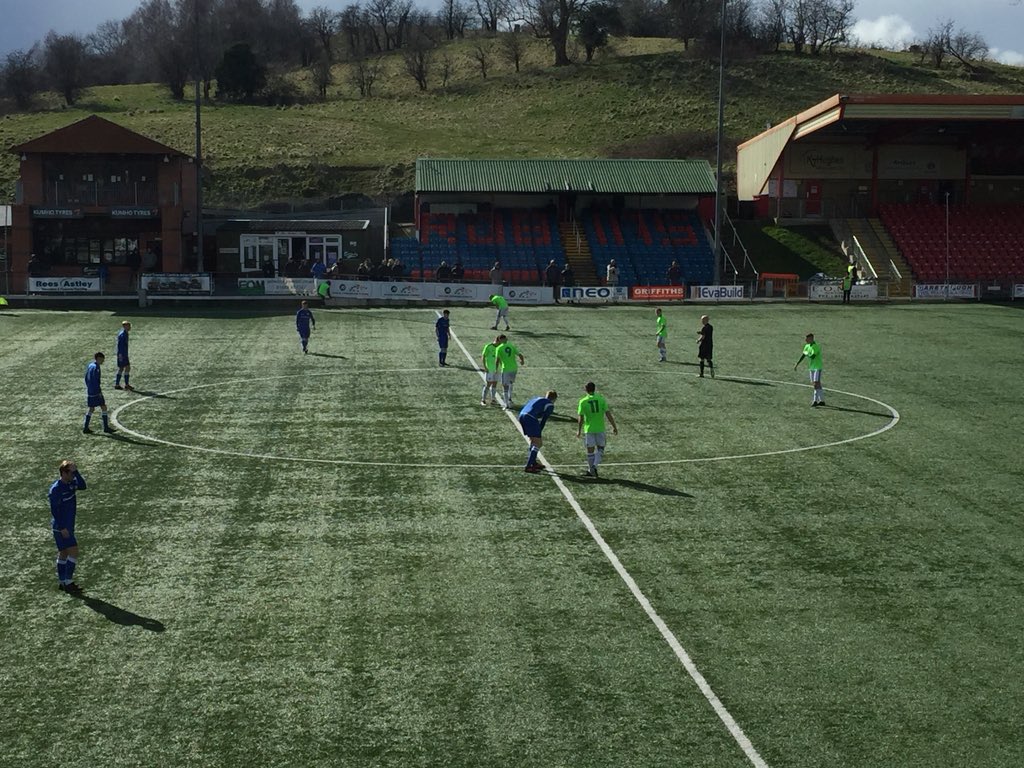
[914,283,977,299]
[628,285,686,301]
[560,286,628,303]
[32,207,83,219]
[692,285,744,301]
[28,277,101,293]
[142,273,212,295]
[111,207,159,218]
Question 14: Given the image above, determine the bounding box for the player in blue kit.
[83,352,114,434]
[296,300,316,354]
[518,390,558,473]
[49,459,87,593]
[436,309,451,366]
[114,320,134,390]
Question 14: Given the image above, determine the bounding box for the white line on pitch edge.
[444,315,770,768]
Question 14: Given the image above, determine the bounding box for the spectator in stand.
[262,259,275,278]
[606,259,619,287]
[370,260,384,281]
[667,260,682,286]
[436,260,452,282]
[357,259,371,280]
[310,259,327,280]
[490,261,502,286]
[561,263,575,288]
[392,258,405,280]
[545,260,561,302]
[127,248,141,286]
[452,261,465,282]
[142,247,159,273]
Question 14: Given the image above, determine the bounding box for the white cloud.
[989,48,1024,67]
[851,15,918,50]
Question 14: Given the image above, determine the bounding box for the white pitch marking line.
[445,317,770,768]
[110,367,898,470]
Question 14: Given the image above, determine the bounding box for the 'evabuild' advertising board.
[692,285,744,301]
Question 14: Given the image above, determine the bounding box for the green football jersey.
[491,295,508,310]
[495,342,519,371]
[482,343,499,372]
[577,393,609,433]
[803,342,822,371]
[656,315,667,338]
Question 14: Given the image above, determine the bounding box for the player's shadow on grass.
[820,404,893,419]
[547,413,578,423]
[439,363,473,371]
[558,473,692,497]
[513,329,585,339]
[104,432,153,447]
[715,377,773,387]
[132,389,173,399]
[310,352,346,359]
[71,594,166,632]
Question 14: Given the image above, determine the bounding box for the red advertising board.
[629,285,686,301]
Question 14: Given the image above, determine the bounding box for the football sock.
[596,448,604,466]
[504,386,511,403]
[699,360,705,375]
[115,371,122,387]
[526,445,539,468]
[481,384,489,402]
[57,557,68,583]
[587,453,596,469]
[124,373,130,387]
[83,413,92,429]
[67,556,77,580]
[101,413,110,429]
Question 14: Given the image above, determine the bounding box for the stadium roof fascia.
[415,158,717,195]
[739,93,1024,150]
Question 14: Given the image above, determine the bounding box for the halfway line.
[445,317,770,768]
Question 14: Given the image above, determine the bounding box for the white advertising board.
[560,286,628,303]
[914,283,977,299]
[142,273,212,295]
[379,281,424,300]
[692,285,745,301]
[808,283,879,301]
[237,277,316,296]
[1014,284,1024,299]
[503,286,552,305]
[329,279,375,299]
[28,277,102,293]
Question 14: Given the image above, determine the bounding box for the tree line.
[1,0,992,109]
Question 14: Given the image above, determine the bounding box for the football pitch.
[2,301,1022,767]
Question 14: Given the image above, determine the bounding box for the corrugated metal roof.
[416,158,717,195]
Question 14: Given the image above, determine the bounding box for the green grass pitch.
[1,301,1022,767]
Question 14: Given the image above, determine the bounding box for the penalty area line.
[445,317,770,768]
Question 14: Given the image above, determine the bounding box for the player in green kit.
[489,294,511,331]
[655,307,667,362]
[577,382,618,478]
[494,334,524,408]
[794,333,825,406]
[480,335,501,405]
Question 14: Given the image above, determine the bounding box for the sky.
[1,0,1021,66]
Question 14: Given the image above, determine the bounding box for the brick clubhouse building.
[8,115,198,290]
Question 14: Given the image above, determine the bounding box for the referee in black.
[697,314,714,378]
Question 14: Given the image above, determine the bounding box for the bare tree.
[666,0,714,51]
[438,0,473,39]
[88,20,131,84]
[498,30,526,71]
[948,28,988,70]
[516,0,589,66]
[757,0,787,52]
[349,54,383,96]
[922,19,954,68]
[804,0,853,54]
[367,0,414,50]
[475,0,512,32]
[311,52,334,99]
[308,6,341,61]
[44,31,89,106]
[2,48,40,109]
[470,41,493,77]
[439,52,457,86]
[402,32,434,89]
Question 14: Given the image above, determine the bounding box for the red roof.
[10,115,187,156]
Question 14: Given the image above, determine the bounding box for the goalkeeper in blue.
[518,391,558,473]
[296,300,316,354]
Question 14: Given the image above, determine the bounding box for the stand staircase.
[559,221,597,285]
[846,218,914,297]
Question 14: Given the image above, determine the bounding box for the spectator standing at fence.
[357,259,371,280]
[606,259,619,287]
[452,261,465,282]
[842,272,853,304]
[436,260,452,282]
[490,262,502,286]
[561,263,575,288]
[668,260,682,286]
[262,259,275,278]
[49,460,87,594]
[545,260,561,302]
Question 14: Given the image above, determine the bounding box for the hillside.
[2,37,1023,207]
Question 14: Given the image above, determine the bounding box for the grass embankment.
[2,38,1023,206]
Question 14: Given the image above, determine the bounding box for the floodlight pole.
[713,0,727,286]
[944,191,950,301]
[194,0,204,273]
